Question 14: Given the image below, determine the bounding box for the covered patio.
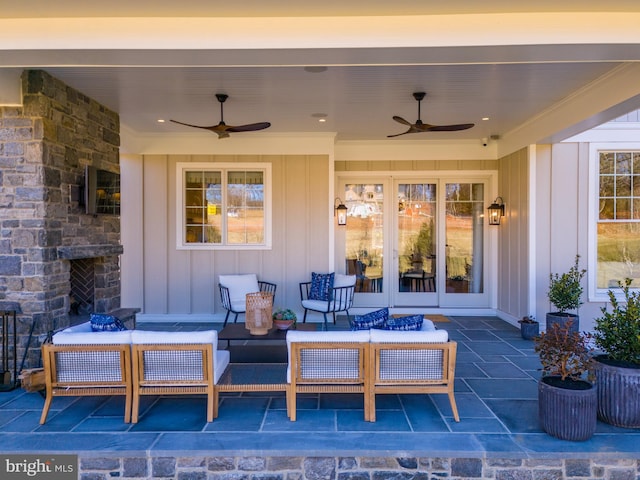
[0,316,638,478]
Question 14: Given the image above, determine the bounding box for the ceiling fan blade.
[426,123,475,132]
[170,119,221,130]
[226,122,271,133]
[387,130,413,138]
[392,116,412,126]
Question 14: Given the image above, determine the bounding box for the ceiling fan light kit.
[388,91,475,138]
[170,93,271,139]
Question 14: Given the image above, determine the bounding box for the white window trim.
[588,142,640,302]
[175,162,272,250]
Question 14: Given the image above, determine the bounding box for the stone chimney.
[0,70,122,371]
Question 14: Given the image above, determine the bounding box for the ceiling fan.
[170,93,271,139]
[388,92,474,137]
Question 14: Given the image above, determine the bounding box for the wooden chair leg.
[39,395,53,425]
[449,391,460,422]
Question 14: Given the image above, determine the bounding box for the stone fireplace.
[0,70,129,373]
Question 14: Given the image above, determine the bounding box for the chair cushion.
[301,299,351,313]
[309,272,334,301]
[131,330,218,345]
[52,330,133,345]
[382,314,423,331]
[90,313,127,332]
[219,274,260,310]
[350,307,388,330]
[334,273,356,288]
[369,328,449,343]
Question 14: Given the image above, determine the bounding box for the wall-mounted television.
[84,166,120,215]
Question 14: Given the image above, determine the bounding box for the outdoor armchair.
[299,273,356,329]
[219,274,277,326]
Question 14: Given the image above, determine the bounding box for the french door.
[338,176,493,309]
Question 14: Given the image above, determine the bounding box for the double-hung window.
[176,163,271,250]
[592,148,640,293]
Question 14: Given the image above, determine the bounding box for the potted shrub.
[547,255,586,334]
[534,320,597,441]
[518,315,539,340]
[272,308,297,331]
[592,278,640,428]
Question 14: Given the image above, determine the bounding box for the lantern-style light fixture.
[487,196,505,225]
[334,198,347,226]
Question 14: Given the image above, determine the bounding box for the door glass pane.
[445,183,484,293]
[344,184,384,293]
[398,183,437,292]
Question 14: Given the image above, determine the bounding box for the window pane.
[599,198,614,220]
[227,171,264,245]
[600,152,614,174]
[597,222,640,289]
[616,198,631,219]
[615,152,632,174]
[616,175,631,197]
[600,176,614,197]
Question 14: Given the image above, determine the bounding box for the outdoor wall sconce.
[334,198,347,226]
[488,196,505,225]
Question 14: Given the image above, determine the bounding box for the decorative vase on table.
[272,308,297,331]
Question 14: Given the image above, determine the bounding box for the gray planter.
[593,355,640,428]
[545,312,579,334]
[520,321,539,340]
[538,376,597,441]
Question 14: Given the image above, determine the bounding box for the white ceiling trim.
[3,13,640,51]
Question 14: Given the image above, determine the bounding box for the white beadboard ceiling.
[3,1,640,144]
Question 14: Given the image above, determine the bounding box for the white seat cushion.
[219,274,260,312]
[369,329,449,343]
[131,330,218,344]
[52,330,133,345]
[301,299,351,312]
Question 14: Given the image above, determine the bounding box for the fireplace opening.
[69,258,95,317]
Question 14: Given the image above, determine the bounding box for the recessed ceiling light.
[304,66,328,73]
[482,117,490,121]
[157,119,166,123]
[318,118,327,123]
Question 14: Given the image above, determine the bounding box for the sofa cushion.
[52,330,133,345]
[369,329,449,343]
[219,274,260,311]
[130,330,218,345]
[90,313,127,332]
[309,272,334,301]
[350,308,388,330]
[382,314,423,331]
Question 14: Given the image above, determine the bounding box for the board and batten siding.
[121,154,330,321]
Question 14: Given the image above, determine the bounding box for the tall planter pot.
[545,312,579,334]
[538,376,597,441]
[593,355,640,428]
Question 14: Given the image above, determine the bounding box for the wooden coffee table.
[218,323,317,363]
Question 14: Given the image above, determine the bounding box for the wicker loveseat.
[286,319,459,422]
[40,322,230,424]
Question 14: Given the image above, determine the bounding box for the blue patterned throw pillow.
[90,313,127,332]
[351,307,388,330]
[383,314,424,331]
[309,272,335,301]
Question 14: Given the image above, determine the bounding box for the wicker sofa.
[40,322,230,424]
[286,319,459,422]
